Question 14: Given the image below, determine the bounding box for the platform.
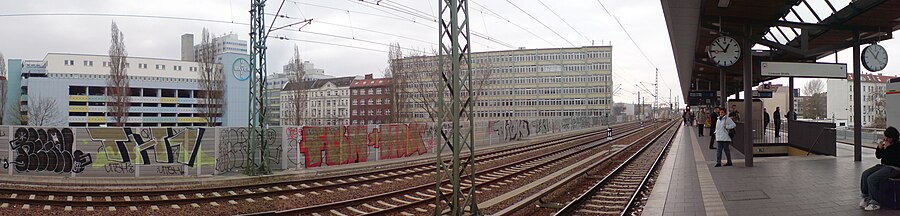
[644,125,900,216]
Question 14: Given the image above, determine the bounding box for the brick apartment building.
[351,74,393,125]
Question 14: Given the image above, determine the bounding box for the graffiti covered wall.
[286,123,435,169]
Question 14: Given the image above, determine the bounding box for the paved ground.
[644,126,900,216]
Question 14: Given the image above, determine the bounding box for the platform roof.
[663,0,900,100]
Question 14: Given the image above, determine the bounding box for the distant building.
[350,74,393,125]
[5,53,250,127]
[396,46,614,122]
[281,76,354,126]
[181,33,248,62]
[265,73,290,126]
[827,73,894,127]
[756,84,798,119]
[283,60,334,81]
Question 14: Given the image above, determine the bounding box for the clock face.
[232,58,251,81]
[862,44,888,72]
[707,36,741,67]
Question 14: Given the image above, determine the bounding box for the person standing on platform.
[683,107,691,125]
[708,107,719,149]
[729,104,741,122]
[763,108,770,135]
[713,108,735,167]
[859,127,900,211]
[697,107,706,137]
[774,107,782,137]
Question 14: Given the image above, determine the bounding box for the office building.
[396,46,614,122]
[827,73,894,127]
[181,33,248,62]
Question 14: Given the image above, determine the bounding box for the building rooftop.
[283,76,356,91]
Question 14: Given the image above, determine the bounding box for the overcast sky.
[1,0,898,106]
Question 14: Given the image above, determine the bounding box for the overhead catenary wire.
[596,0,656,69]
[536,0,591,44]
[271,35,387,53]
[268,13,436,45]
[469,1,556,47]
[504,0,576,47]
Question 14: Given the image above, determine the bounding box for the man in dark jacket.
[708,107,719,149]
[763,108,770,135]
[773,107,782,137]
[859,127,900,211]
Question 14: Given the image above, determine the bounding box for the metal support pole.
[436,0,478,214]
[743,25,754,167]
[248,0,271,175]
[720,69,726,108]
[853,30,862,162]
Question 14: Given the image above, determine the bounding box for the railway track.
[555,122,678,216]
[0,121,648,215]
[266,121,672,215]
[488,120,678,216]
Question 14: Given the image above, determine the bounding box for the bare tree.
[27,97,60,126]
[800,79,825,119]
[198,28,224,126]
[286,45,306,126]
[402,48,493,123]
[0,52,6,124]
[870,89,886,128]
[107,21,130,127]
[387,43,407,123]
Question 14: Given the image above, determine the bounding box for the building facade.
[396,46,614,122]
[350,74,393,125]
[181,33,248,62]
[281,77,354,126]
[827,73,894,127]
[5,53,250,127]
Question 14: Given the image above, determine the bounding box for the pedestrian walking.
[729,104,741,122]
[763,108,770,135]
[859,127,900,211]
[774,107,782,137]
[697,108,706,137]
[713,108,735,167]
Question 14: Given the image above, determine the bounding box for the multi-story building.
[827,73,895,127]
[396,46,614,122]
[350,74,393,125]
[5,53,250,127]
[180,33,248,62]
[266,61,335,126]
[283,60,334,81]
[281,76,354,126]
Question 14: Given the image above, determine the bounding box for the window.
[64,60,74,66]
[368,89,374,95]
[139,63,148,69]
[174,66,182,71]
[352,89,358,95]
[376,99,382,105]
[156,64,166,70]
[102,61,109,67]
[376,88,382,94]
[83,60,93,66]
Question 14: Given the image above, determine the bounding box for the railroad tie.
[336,179,347,184]
[349,186,360,190]
[228,200,238,205]
[47,195,54,200]
[362,203,383,211]
[209,202,220,207]
[191,203,200,208]
[171,204,181,209]
[377,201,397,208]
[324,181,335,185]
[347,206,367,214]
[108,206,116,211]
[123,196,130,201]
[347,178,358,182]
[415,208,429,212]
[313,182,324,187]
[86,196,92,201]
[43,205,50,210]
[195,193,204,198]
[263,196,273,201]
[150,205,159,211]
[278,195,289,200]
[64,206,71,211]
[143,196,150,201]
[1,203,7,208]
[228,191,238,196]
[67,196,72,201]
[243,190,254,194]
[400,212,416,216]
[392,197,411,204]
[273,186,283,191]
[404,195,423,201]
[212,192,222,197]
[329,210,348,216]
[300,183,311,188]
[258,188,268,193]
[105,196,111,201]
[287,185,298,190]
[129,206,137,211]
[294,193,305,198]
[337,188,347,192]
[28,194,35,200]
[324,189,335,193]
[245,198,256,203]
[86,206,94,211]
[160,195,168,200]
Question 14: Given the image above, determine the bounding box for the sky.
[0,0,897,106]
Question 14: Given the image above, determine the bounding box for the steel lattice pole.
[248,0,270,176]
[435,0,478,215]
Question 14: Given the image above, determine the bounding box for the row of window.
[351,87,389,96]
[49,73,201,83]
[405,51,611,67]
[401,63,611,81]
[404,109,607,119]
[351,109,391,116]
[403,98,611,110]
[68,112,219,117]
[351,98,392,106]
[62,60,199,72]
[351,119,386,125]
[68,85,219,99]
[404,74,611,90]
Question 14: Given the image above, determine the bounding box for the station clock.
[862,44,888,72]
[706,36,741,67]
